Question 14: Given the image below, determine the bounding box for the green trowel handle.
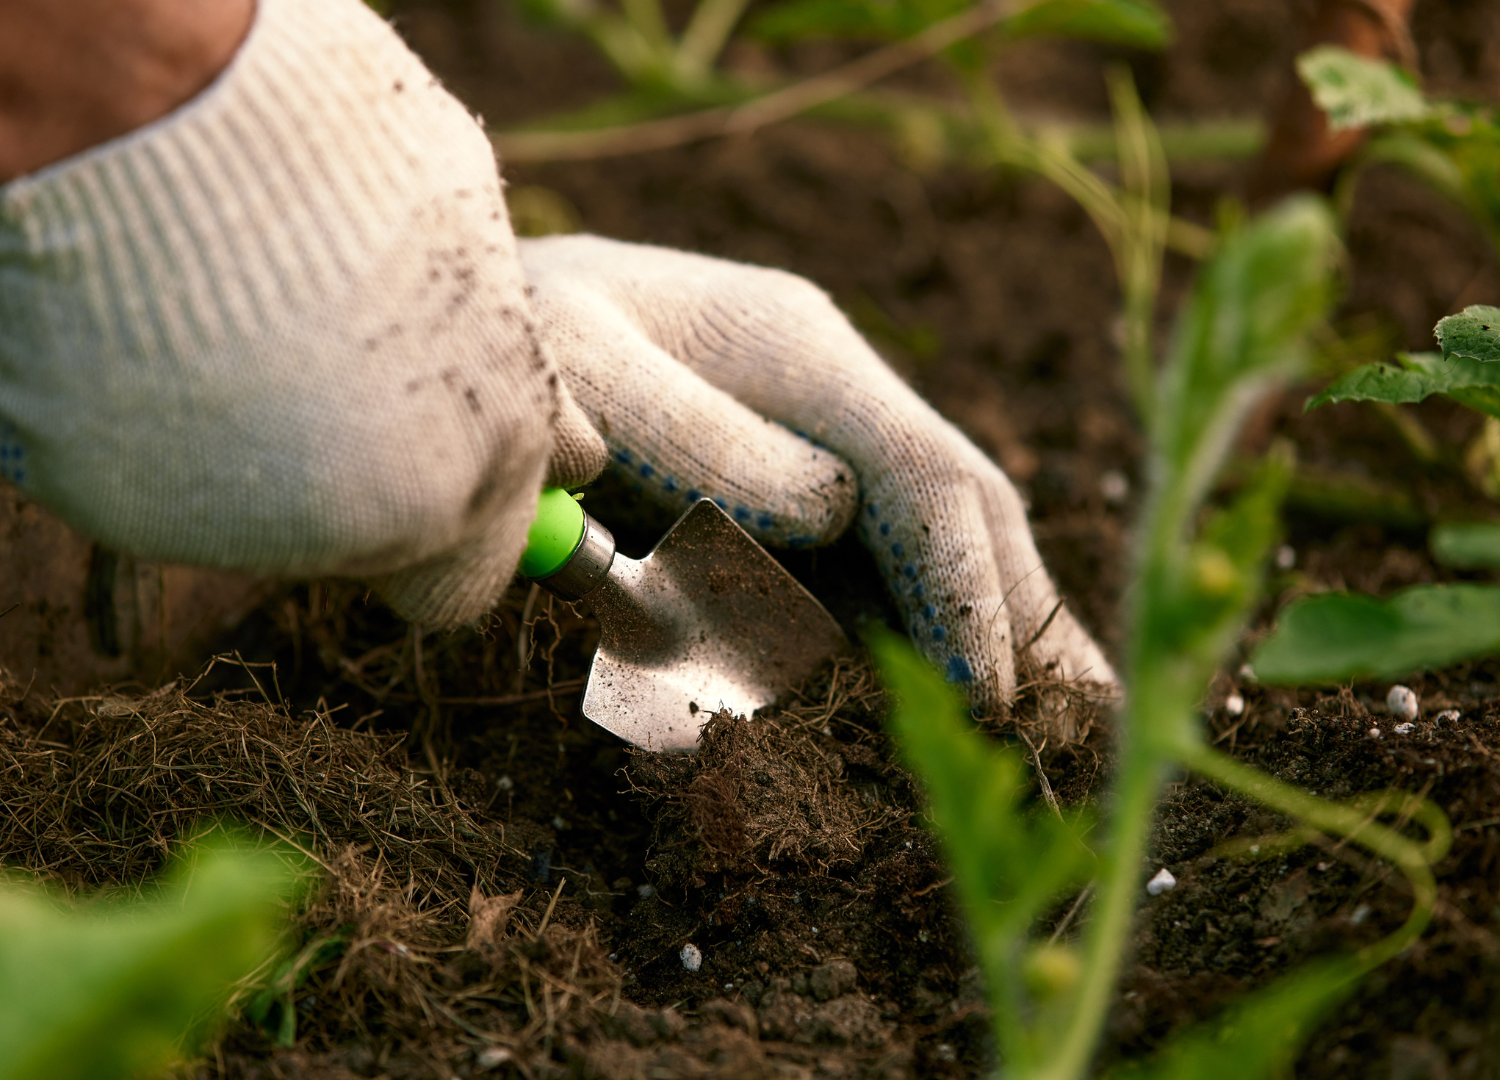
[521,487,617,601]
[521,487,586,578]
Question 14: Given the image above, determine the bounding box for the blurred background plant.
[490,0,1259,180]
[485,0,1239,414]
[1296,45,1500,497]
[0,830,300,1080]
[1247,52,1500,689]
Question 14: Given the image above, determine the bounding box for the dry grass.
[0,651,932,1079]
[0,658,638,1078]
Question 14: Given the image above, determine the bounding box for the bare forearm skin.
[0,0,253,182]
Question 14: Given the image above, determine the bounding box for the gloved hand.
[0,0,606,629]
[0,0,1113,727]
[520,235,1118,721]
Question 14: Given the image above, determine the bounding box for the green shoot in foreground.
[877,196,1451,1080]
[0,831,299,1080]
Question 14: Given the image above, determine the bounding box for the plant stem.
[494,0,1012,159]
[675,0,753,85]
[1182,744,1445,965]
[621,0,675,56]
[1106,65,1169,427]
[1035,729,1165,1080]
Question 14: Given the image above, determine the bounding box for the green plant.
[494,0,1259,228]
[1247,50,1500,678]
[0,830,300,1080]
[875,194,1451,1079]
[1252,305,1500,682]
[245,930,351,1050]
[1296,46,1500,258]
[1293,45,1500,495]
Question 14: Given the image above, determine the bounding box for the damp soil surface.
[7,0,1500,1076]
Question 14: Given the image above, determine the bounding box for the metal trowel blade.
[582,499,850,752]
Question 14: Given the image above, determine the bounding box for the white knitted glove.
[521,235,1117,714]
[0,0,605,629]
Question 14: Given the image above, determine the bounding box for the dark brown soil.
[5,0,1500,1077]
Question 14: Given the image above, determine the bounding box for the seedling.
[1257,308,1500,681]
[878,195,1450,1079]
[1294,45,1500,495]
[489,9,1457,1073]
[1259,50,1500,678]
[1295,46,1500,258]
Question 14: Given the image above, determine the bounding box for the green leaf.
[0,832,298,1080]
[1305,358,1441,410]
[872,634,1093,959]
[1435,304,1500,363]
[1251,583,1500,683]
[1115,959,1358,1080]
[1296,45,1429,131]
[1431,521,1500,569]
[1002,0,1172,48]
[1156,196,1339,520]
[1305,351,1500,419]
[1144,446,1293,664]
[246,932,349,1046]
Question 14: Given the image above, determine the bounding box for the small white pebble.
[495,775,514,792]
[1101,470,1130,505]
[1239,664,1258,684]
[1369,727,1382,739]
[1436,709,1460,724]
[1274,544,1296,571]
[1386,685,1419,722]
[1224,693,1245,717]
[476,1047,512,1069]
[551,816,570,831]
[1146,868,1176,896]
[680,943,703,973]
[1394,722,1415,735]
[724,983,734,990]
[637,884,655,899]
[821,725,832,737]
[1351,904,1372,925]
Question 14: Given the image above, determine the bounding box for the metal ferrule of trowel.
[524,494,850,753]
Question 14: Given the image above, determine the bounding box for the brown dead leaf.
[467,886,524,949]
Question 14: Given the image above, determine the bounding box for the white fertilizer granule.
[1386,685,1419,722]
[1146,868,1176,896]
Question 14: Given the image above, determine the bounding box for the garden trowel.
[520,488,850,752]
